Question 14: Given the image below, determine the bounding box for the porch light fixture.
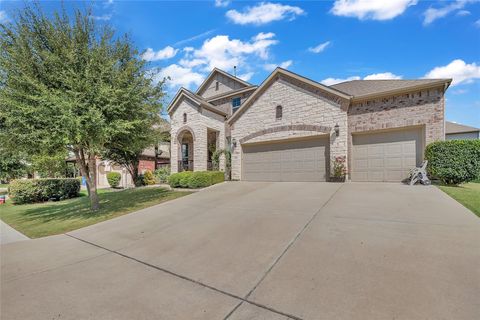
[334,123,340,137]
[232,138,237,148]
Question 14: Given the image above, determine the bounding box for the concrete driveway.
[1,182,479,320]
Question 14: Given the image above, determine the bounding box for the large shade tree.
[0,4,164,210]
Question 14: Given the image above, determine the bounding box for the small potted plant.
[331,156,347,182]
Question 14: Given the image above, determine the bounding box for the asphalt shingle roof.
[445,121,480,134]
[330,79,449,98]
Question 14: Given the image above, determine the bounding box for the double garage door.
[242,137,328,182]
[241,128,423,182]
[351,128,423,182]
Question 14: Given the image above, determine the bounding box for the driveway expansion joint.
[65,233,304,320]
[224,183,344,320]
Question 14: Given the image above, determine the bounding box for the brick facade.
[347,87,445,175]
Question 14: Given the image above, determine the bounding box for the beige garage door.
[242,137,329,182]
[352,128,423,182]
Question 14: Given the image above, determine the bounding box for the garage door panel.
[368,171,384,182]
[352,128,422,182]
[369,158,385,169]
[242,138,328,182]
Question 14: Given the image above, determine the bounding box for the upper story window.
[232,97,241,110]
[215,81,219,91]
[183,113,187,123]
[276,105,282,120]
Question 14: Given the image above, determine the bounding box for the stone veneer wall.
[347,86,445,174]
[210,91,255,116]
[170,98,226,173]
[230,75,349,180]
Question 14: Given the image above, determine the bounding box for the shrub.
[106,172,121,188]
[9,178,81,204]
[425,139,480,185]
[135,174,146,187]
[168,171,225,189]
[188,172,210,188]
[332,156,347,178]
[154,166,170,183]
[143,170,156,185]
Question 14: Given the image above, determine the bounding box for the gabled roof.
[167,87,227,116]
[196,67,253,96]
[228,67,352,125]
[331,79,451,101]
[445,121,480,134]
[206,86,258,102]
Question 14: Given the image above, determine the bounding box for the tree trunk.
[126,160,139,187]
[74,148,100,211]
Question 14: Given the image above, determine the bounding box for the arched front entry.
[177,128,195,171]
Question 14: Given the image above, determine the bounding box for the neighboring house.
[168,67,451,182]
[445,121,480,140]
[66,142,171,188]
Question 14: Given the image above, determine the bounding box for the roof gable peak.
[196,68,253,97]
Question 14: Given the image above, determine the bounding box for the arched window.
[183,113,187,123]
[275,105,282,120]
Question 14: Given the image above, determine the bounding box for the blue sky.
[1,0,479,127]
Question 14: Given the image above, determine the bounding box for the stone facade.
[170,98,226,173]
[230,75,348,180]
[347,87,445,174]
[209,90,255,116]
[198,72,247,99]
[169,68,448,182]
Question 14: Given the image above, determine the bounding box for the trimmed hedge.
[9,178,81,204]
[168,171,224,189]
[106,172,121,188]
[425,139,480,185]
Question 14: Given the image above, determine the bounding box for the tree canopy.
[0,4,165,210]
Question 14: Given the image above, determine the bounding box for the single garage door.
[242,137,329,182]
[352,128,423,182]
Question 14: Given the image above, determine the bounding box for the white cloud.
[331,0,417,21]
[475,19,480,27]
[174,29,216,46]
[91,14,112,21]
[158,64,204,89]
[321,72,402,85]
[0,10,9,24]
[423,0,476,25]
[424,59,480,86]
[456,10,471,16]
[263,60,293,71]
[189,32,279,71]
[321,76,361,86]
[215,0,230,7]
[226,2,305,25]
[179,58,205,68]
[142,46,179,61]
[363,72,402,80]
[238,72,254,81]
[308,41,331,53]
[452,88,468,94]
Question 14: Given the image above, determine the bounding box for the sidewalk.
[0,220,29,244]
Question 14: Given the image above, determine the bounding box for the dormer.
[196,68,253,99]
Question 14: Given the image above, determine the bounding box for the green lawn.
[0,187,191,238]
[438,182,480,217]
[0,184,9,189]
